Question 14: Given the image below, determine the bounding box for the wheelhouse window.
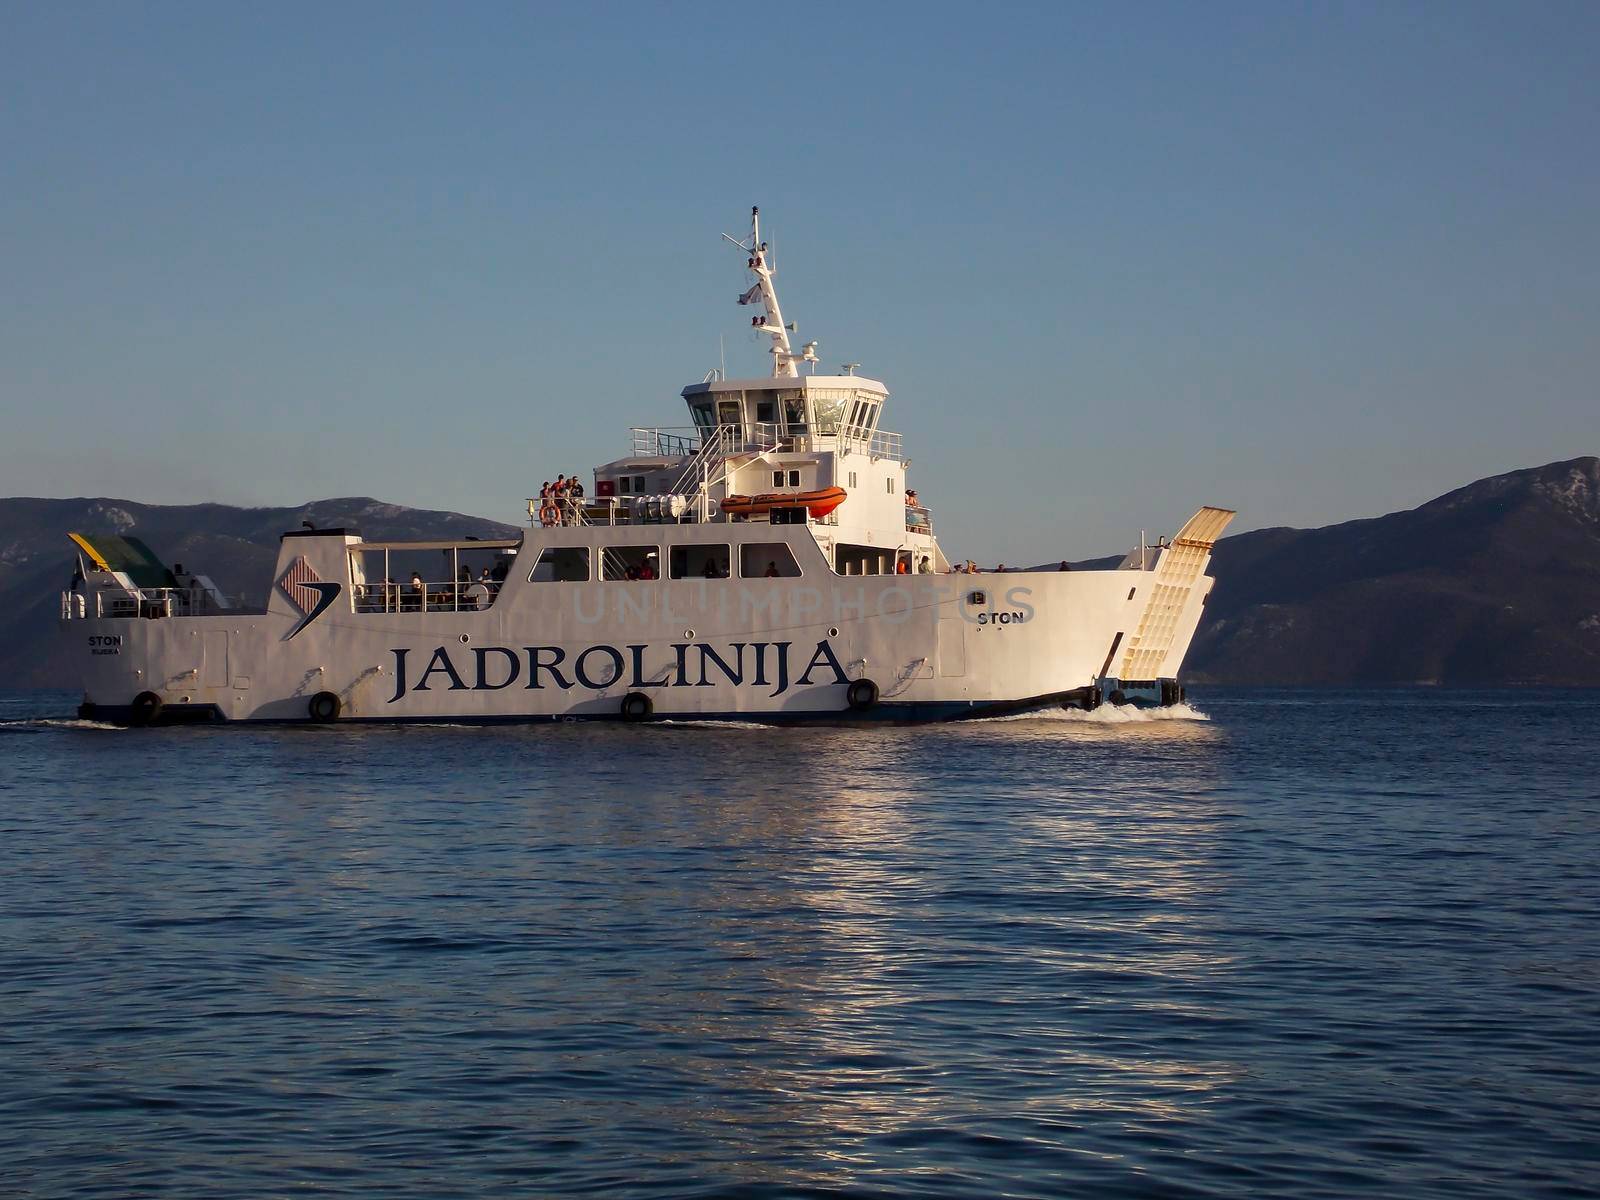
[813,395,846,435]
[755,399,776,423]
[740,542,802,578]
[529,547,590,582]
[691,401,714,430]
[601,545,659,581]
[782,393,808,435]
[669,544,730,579]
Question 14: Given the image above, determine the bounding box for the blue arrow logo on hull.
[285,581,342,640]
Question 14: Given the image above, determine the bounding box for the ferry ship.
[60,209,1233,726]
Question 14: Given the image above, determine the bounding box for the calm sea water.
[0,688,1595,1199]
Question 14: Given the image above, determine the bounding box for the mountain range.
[3,457,1597,688]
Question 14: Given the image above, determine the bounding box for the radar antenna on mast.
[723,205,804,378]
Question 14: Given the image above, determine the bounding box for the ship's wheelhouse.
[681,377,888,447]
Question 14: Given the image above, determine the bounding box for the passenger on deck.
[764,561,780,578]
[639,559,657,580]
[896,558,909,574]
[1059,560,1072,571]
[919,556,932,574]
[409,572,425,612]
[625,565,640,581]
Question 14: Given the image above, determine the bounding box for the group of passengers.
[536,474,586,527]
[357,560,507,613]
[946,561,1073,573]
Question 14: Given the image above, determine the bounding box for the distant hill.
[1187,456,1600,685]
[0,497,518,687]
[3,459,1598,688]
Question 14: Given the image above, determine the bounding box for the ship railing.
[61,586,254,620]
[631,427,702,457]
[628,424,905,463]
[529,495,616,527]
[352,579,500,614]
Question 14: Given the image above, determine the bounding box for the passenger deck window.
[601,545,660,581]
[740,542,802,579]
[529,547,590,582]
[670,544,731,580]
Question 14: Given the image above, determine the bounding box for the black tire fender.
[129,691,163,727]
[620,692,653,721]
[1108,689,1128,707]
[308,691,342,723]
[846,678,879,710]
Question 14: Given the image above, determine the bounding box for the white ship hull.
[67,522,1222,725]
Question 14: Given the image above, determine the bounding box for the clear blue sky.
[2,1,1595,561]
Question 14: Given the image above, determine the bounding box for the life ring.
[846,678,879,710]
[129,691,163,727]
[1108,689,1128,706]
[538,500,559,527]
[308,691,342,723]
[620,692,653,721]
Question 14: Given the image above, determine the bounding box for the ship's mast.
[725,206,813,378]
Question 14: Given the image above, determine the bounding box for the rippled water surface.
[1,688,1596,1198]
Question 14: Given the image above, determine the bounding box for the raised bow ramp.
[1119,506,1236,682]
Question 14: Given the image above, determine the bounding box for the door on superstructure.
[203,631,229,689]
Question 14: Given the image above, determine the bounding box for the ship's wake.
[0,717,124,732]
[987,701,1211,724]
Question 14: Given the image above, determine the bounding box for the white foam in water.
[0,717,124,731]
[984,701,1211,724]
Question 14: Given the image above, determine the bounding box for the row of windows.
[689,392,884,438]
[529,542,803,583]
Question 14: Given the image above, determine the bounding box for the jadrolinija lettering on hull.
[386,640,848,703]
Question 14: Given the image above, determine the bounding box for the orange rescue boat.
[721,486,847,519]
